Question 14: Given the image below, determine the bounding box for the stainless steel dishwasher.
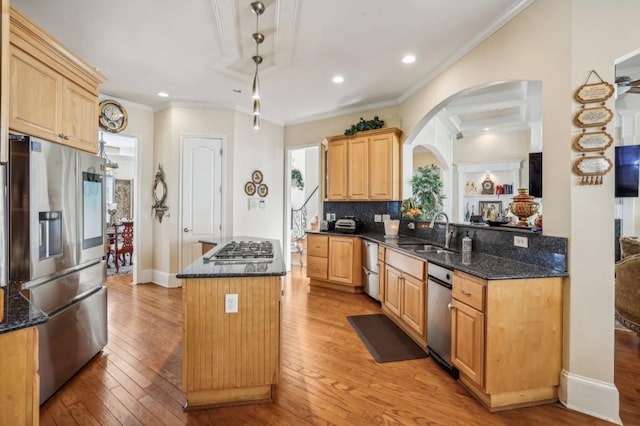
[427,263,458,377]
[361,240,379,301]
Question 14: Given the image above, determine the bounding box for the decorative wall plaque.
[573,106,613,128]
[574,82,614,104]
[572,131,613,152]
[572,155,612,185]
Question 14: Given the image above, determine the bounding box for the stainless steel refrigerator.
[8,134,108,403]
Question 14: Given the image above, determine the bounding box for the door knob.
[183,227,192,233]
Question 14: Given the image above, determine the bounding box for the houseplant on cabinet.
[411,165,445,220]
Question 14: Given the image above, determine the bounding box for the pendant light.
[98,132,119,170]
[250,1,265,129]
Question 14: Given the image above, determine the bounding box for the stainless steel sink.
[398,244,454,254]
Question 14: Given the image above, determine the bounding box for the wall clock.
[99,100,128,133]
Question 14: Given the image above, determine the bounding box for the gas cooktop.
[212,240,274,259]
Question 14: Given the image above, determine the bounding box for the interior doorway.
[179,136,223,270]
[101,132,138,281]
[285,145,321,270]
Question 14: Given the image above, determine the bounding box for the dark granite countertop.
[177,236,286,278]
[0,285,48,334]
[308,230,568,280]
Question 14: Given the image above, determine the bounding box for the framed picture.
[252,170,264,184]
[479,201,503,222]
[245,181,256,196]
[257,183,269,197]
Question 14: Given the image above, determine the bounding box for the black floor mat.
[347,314,428,363]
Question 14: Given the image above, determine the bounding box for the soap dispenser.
[462,231,473,253]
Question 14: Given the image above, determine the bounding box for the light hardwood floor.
[40,267,640,425]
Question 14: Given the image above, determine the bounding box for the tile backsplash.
[323,201,401,233]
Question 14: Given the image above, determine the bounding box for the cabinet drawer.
[307,235,329,257]
[452,272,485,312]
[307,256,328,280]
[385,249,424,280]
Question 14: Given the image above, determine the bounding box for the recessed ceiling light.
[402,54,416,64]
[332,75,344,84]
[484,127,490,131]
[157,92,169,97]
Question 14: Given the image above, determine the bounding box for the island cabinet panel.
[9,7,105,153]
[324,127,402,201]
[182,276,282,409]
[0,326,39,426]
[451,270,563,411]
[308,234,362,293]
[381,248,427,347]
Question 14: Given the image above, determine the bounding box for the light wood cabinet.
[451,270,563,411]
[451,295,485,387]
[0,326,39,426]
[347,136,368,199]
[381,247,427,346]
[307,234,362,293]
[8,7,105,152]
[324,127,402,201]
[182,275,282,409]
[383,265,402,316]
[326,139,348,200]
[0,0,10,162]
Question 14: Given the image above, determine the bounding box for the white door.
[180,137,223,269]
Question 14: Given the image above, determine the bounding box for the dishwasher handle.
[428,275,452,289]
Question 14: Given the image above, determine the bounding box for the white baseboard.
[151,270,182,288]
[133,269,153,285]
[560,370,621,425]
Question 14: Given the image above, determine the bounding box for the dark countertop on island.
[0,285,48,335]
[309,231,568,281]
[178,236,286,278]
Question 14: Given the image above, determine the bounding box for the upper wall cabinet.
[324,127,403,201]
[8,7,106,153]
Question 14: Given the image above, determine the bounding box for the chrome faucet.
[430,212,453,249]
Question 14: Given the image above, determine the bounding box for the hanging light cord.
[250,1,265,129]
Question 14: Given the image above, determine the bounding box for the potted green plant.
[291,168,304,190]
[410,165,445,220]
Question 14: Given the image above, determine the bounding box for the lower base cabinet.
[0,326,39,425]
[451,270,563,410]
[381,248,426,346]
[307,234,362,293]
[182,276,282,409]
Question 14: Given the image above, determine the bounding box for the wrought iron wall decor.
[152,164,169,222]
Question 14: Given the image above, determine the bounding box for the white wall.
[232,111,285,243]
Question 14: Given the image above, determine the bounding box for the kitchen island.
[176,237,285,410]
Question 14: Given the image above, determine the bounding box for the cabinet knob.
[64,135,70,140]
[58,133,65,138]
[447,302,454,310]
